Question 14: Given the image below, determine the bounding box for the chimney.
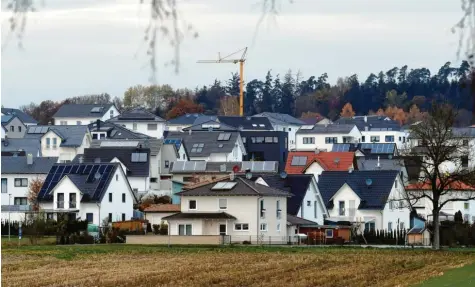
[96,119,100,131]
[27,153,33,165]
[364,116,367,123]
[188,129,192,135]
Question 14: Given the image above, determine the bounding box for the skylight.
[91,107,103,113]
[290,156,308,166]
[191,143,204,153]
[252,124,257,127]
[259,124,265,127]
[217,133,231,141]
[300,125,314,130]
[211,182,237,190]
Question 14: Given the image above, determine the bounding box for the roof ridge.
[237,177,261,195]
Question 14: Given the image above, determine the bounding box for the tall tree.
[226,72,241,97]
[260,70,274,112]
[245,80,263,116]
[281,70,296,115]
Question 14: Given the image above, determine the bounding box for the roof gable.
[88,120,152,140]
[285,151,355,174]
[1,108,38,124]
[254,113,305,125]
[26,125,89,147]
[168,113,205,125]
[329,182,361,201]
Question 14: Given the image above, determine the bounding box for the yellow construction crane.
[197,47,248,116]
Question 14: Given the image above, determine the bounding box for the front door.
[219,224,227,235]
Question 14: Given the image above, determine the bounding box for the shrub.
[242,240,251,245]
[159,221,168,235]
[152,224,160,235]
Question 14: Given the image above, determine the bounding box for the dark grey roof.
[1,115,15,125]
[287,214,318,226]
[336,116,402,131]
[109,107,165,122]
[357,158,404,171]
[24,125,89,147]
[193,115,218,125]
[168,113,206,125]
[1,138,41,156]
[254,112,305,125]
[178,177,292,197]
[452,127,475,138]
[217,116,273,130]
[88,120,151,139]
[53,104,115,118]
[162,212,236,220]
[38,163,128,203]
[407,227,426,234]
[90,138,162,156]
[318,170,399,210]
[166,131,240,157]
[2,108,38,124]
[170,161,278,174]
[296,124,356,134]
[182,120,237,132]
[258,174,313,216]
[79,147,150,177]
[1,156,57,174]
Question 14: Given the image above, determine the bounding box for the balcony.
[1,205,32,212]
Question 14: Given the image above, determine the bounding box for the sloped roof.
[90,138,162,156]
[166,131,240,157]
[332,143,397,156]
[178,177,292,197]
[258,174,313,216]
[88,120,151,139]
[1,115,14,124]
[53,104,115,118]
[182,120,237,132]
[406,181,475,191]
[1,138,41,156]
[163,212,236,220]
[285,151,355,174]
[1,156,57,174]
[144,204,181,213]
[79,147,150,177]
[1,108,37,124]
[254,112,305,125]
[287,214,318,226]
[296,124,356,134]
[336,116,402,131]
[217,116,273,130]
[357,158,404,171]
[109,107,165,122]
[24,125,88,147]
[168,113,206,125]
[317,170,399,210]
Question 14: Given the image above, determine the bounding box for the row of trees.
[20,61,474,125]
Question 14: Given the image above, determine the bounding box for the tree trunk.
[432,209,440,250]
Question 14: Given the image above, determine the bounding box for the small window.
[116,174,119,181]
[147,124,158,130]
[461,156,469,168]
[385,135,394,142]
[288,128,291,131]
[1,178,7,193]
[86,213,93,223]
[463,139,469,146]
[388,222,392,230]
[46,138,51,148]
[365,222,375,232]
[182,153,186,160]
[361,136,366,142]
[273,137,278,143]
[276,224,281,232]
[370,136,380,143]
[399,222,405,229]
[276,200,281,219]
[314,201,317,218]
[464,202,469,209]
[133,123,137,130]
[14,197,28,205]
[14,178,28,187]
[324,137,338,144]
[325,229,333,238]
[255,137,264,143]
[18,126,22,132]
[109,193,112,202]
[108,213,112,222]
[178,224,192,235]
[189,200,197,210]
[242,137,246,144]
[60,121,67,125]
[260,223,267,231]
[234,223,249,231]
[52,138,57,148]
[10,126,14,132]
[131,152,148,162]
[122,213,126,221]
[122,193,126,203]
[264,137,273,143]
[395,180,398,188]
[260,200,265,218]
[150,177,158,183]
[76,121,82,125]
[219,198,227,210]
[307,200,311,206]
[165,160,170,168]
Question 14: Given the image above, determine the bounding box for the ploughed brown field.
[1,245,474,287]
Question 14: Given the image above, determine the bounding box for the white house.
[1,115,27,138]
[37,162,136,226]
[163,176,291,243]
[144,204,181,226]
[255,174,328,225]
[53,104,120,125]
[318,170,410,232]
[1,155,58,222]
[254,112,305,150]
[295,124,361,152]
[108,108,166,139]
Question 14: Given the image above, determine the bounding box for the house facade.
[241,130,288,171]
[254,112,305,150]
[144,204,181,225]
[295,124,361,152]
[53,104,120,125]
[1,115,27,138]
[108,108,166,139]
[1,108,38,126]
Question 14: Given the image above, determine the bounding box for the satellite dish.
[245,171,253,179]
[388,154,393,160]
[365,178,373,186]
[280,171,288,179]
[94,172,101,180]
[232,165,240,173]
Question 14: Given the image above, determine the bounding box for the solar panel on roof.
[263,161,276,171]
[252,161,264,171]
[101,141,139,147]
[172,161,185,171]
[194,161,207,171]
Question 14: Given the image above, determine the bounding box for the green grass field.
[416,262,475,287]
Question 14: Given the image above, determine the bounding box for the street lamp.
[8,193,12,241]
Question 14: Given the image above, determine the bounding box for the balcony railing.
[1,205,32,212]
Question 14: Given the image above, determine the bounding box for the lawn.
[416,262,475,287]
[1,245,475,287]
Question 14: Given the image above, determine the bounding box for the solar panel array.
[27,126,49,134]
[290,156,308,166]
[360,143,395,154]
[39,164,115,201]
[164,138,182,149]
[171,161,207,172]
[191,143,204,153]
[211,182,237,190]
[217,133,231,141]
[241,161,277,172]
[332,144,351,152]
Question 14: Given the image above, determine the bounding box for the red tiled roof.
[144,204,181,212]
[285,151,355,174]
[406,181,475,191]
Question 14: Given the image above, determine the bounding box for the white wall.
[1,174,46,205]
[128,177,150,194]
[360,130,408,149]
[295,126,361,151]
[272,123,299,150]
[382,177,411,230]
[41,130,90,162]
[117,121,166,139]
[53,106,119,125]
[145,212,178,226]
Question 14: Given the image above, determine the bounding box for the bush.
[78,234,95,244]
[159,221,168,235]
[152,224,160,235]
[242,240,251,245]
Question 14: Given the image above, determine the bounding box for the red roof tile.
[144,204,181,212]
[285,151,355,174]
[406,181,475,191]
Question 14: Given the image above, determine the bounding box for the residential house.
[295,124,361,152]
[300,116,332,126]
[241,131,288,171]
[216,116,274,131]
[88,120,151,140]
[1,108,38,126]
[108,108,166,139]
[318,170,410,232]
[1,155,58,221]
[37,162,136,225]
[163,138,188,162]
[356,156,423,185]
[53,104,119,125]
[335,115,408,149]
[255,174,327,225]
[167,113,205,131]
[285,151,356,181]
[2,115,27,138]
[24,125,91,163]
[144,204,181,225]
[163,176,291,242]
[253,112,305,150]
[1,138,41,157]
[77,147,151,195]
[332,143,398,158]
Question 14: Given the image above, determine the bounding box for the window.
[178,224,192,235]
[234,223,249,231]
[191,143,204,153]
[403,137,406,143]
[389,201,394,210]
[288,128,291,131]
[463,139,469,146]
[122,213,126,221]
[464,214,469,222]
[361,136,366,142]
[10,126,14,132]
[276,224,281,232]
[260,200,266,218]
[339,201,345,216]
[291,156,307,166]
[219,199,227,210]
[399,222,405,229]
[59,121,67,125]
[260,223,267,231]
[189,200,197,210]
[307,200,311,206]
[395,180,398,188]
[365,222,375,232]
[116,174,119,181]
[1,178,7,193]
[18,126,22,132]
[14,197,27,205]
[69,193,76,208]
[276,200,281,219]
[14,178,28,187]
[132,123,137,130]
[388,222,393,230]
[217,133,232,141]
[147,124,158,130]
[182,154,186,160]
[398,136,401,142]
[242,137,246,144]
[464,202,469,209]
[46,138,51,149]
[325,137,338,144]
[385,135,394,142]
[461,156,469,168]
[303,137,315,144]
[47,213,54,220]
[122,193,126,203]
[57,193,64,208]
[52,138,57,149]
[314,201,317,218]
[370,136,380,143]
[109,193,112,202]
[255,137,264,143]
[264,137,273,143]
[76,121,82,125]
[133,188,138,192]
[110,109,114,118]
[86,213,93,223]
[325,229,334,238]
[165,160,170,168]
[131,152,148,162]
[108,213,112,222]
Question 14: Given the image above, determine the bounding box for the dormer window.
[131,152,147,162]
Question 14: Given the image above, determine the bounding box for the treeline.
[21,61,475,125]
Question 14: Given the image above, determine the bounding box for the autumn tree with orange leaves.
[340,103,356,117]
[166,98,204,120]
[27,178,44,211]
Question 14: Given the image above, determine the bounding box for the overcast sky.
[1,0,464,108]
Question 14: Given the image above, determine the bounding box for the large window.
[147,124,158,130]
[57,193,64,208]
[370,136,380,143]
[276,200,281,219]
[303,137,315,144]
[14,197,28,205]
[1,178,7,193]
[388,222,392,231]
[86,213,93,223]
[131,152,147,163]
[178,224,192,235]
[218,199,227,210]
[338,201,345,216]
[385,135,394,142]
[325,137,338,144]
[234,223,249,231]
[14,178,28,187]
[365,222,375,232]
[260,200,265,218]
[69,193,76,208]
[189,200,197,210]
